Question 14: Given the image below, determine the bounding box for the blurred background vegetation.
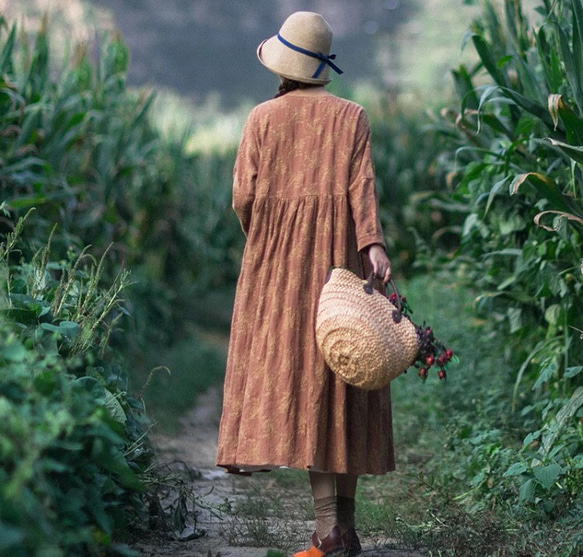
[1,0,582,555]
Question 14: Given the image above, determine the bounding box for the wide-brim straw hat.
[316,268,420,390]
[257,11,343,85]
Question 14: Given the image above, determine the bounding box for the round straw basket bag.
[315,268,419,390]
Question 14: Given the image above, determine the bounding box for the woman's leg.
[335,474,358,534]
[295,472,359,556]
[308,471,337,540]
[335,473,358,498]
[336,474,361,555]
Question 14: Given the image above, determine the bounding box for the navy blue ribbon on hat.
[277,33,343,78]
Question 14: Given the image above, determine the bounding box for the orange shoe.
[293,526,344,557]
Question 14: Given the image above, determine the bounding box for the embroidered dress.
[216,91,395,475]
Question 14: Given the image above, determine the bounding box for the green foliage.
[0,15,242,350]
[388,274,583,556]
[0,222,151,556]
[0,16,237,552]
[368,96,457,273]
[432,0,583,518]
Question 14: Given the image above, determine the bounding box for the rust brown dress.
[216,90,395,475]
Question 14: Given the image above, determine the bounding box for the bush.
[0,221,152,556]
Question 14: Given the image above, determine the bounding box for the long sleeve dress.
[216,91,395,476]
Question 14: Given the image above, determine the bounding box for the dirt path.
[131,386,426,557]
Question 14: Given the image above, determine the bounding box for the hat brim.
[257,36,332,85]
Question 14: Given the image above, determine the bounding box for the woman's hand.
[367,244,392,283]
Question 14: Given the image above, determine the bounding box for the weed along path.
[131,384,427,557]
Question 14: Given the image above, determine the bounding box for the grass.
[216,471,312,553]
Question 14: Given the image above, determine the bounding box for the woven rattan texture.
[316,268,419,389]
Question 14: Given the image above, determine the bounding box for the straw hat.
[257,11,343,85]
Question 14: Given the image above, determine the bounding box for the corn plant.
[433,0,583,515]
[0,15,248,353]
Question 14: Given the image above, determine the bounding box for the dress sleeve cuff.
[357,235,386,253]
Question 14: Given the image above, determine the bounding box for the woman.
[216,11,394,557]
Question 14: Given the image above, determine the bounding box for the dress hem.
[216,461,396,476]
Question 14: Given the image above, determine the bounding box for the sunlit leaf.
[544,304,561,325]
[104,389,126,424]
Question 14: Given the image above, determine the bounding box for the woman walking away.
[216,11,394,557]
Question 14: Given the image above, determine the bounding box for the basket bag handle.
[362,272,404,323]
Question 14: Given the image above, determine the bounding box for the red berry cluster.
[414,325,454,381]
[388,292,454,381]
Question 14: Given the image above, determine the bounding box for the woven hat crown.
[257,12,340,85]
[279,12,332,57]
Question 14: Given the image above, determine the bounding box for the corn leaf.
[472,34,509,87]
[25,29,49,96]
[514,53,545,105]
[0,22,16,74]
[537,27,564,94]
[505,0,529,55]
[571,0,583,111]
[534,210,583,231]
[485,176,511,214]
[548,138,583,164]
[481,113,515,139]
[500,86,555,129]
[510,172,583,217]
[557,21,583,111]
[483,0,505,53]
[548,94,583,144]
[452,66,480,111]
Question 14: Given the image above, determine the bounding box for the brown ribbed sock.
[337,495,356,534]
[313,495,337,541]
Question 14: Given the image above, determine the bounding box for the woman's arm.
[348,109,386,252]
[232,111,259,236]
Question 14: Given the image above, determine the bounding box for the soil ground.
[129,386,426,557]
